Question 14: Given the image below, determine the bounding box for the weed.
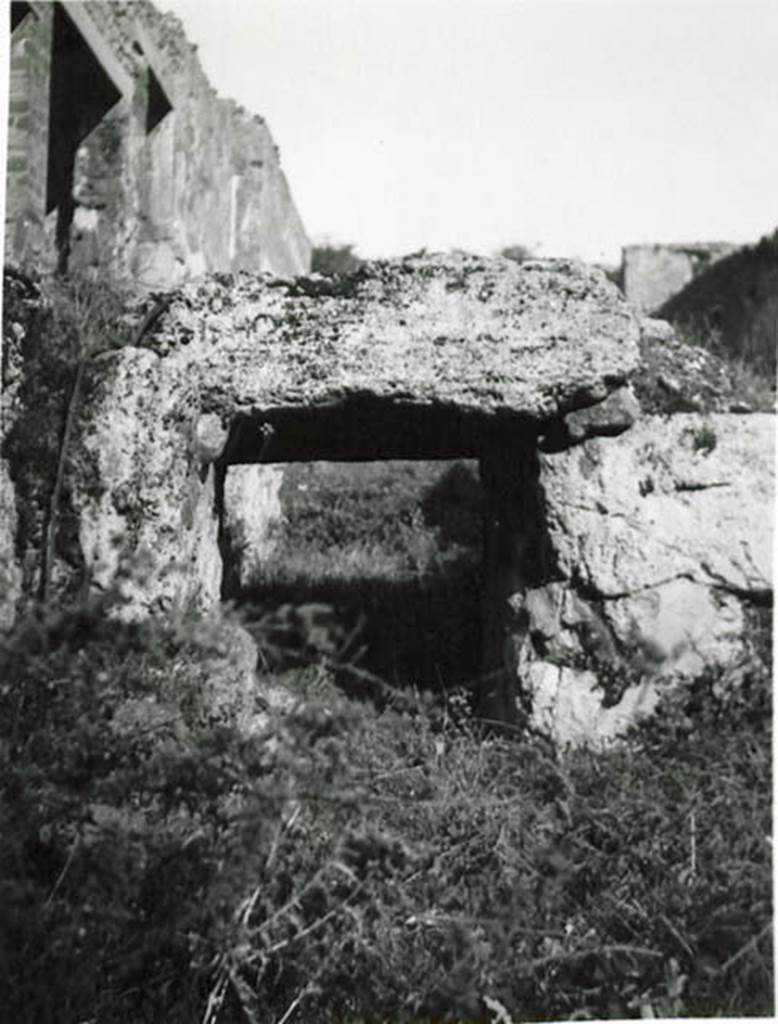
[691,423,717,455]
[0,577,771,1021]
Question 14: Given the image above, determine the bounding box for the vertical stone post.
[478,431,549,725]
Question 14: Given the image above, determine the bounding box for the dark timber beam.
[478,432,552,725]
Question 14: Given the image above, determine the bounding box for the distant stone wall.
[658,231,778,379]
[5,0,310,285]
[622,242,739,314]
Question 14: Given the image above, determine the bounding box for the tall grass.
[0,582,771,1022]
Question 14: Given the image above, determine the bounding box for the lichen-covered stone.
[515,412,774,744]
[540,414,773,599]
[72,348,222,615]
[144,253,640,425]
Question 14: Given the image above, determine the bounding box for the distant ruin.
[621,242,738,314]
[6,0,310,285]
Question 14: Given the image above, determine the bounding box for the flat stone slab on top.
[140,252,640,430]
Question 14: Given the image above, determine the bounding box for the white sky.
[9,1,773,266]
[158,0,778,265]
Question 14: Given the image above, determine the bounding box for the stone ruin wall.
[2,0,310,623]
[1,249,773,744]
[5,0,311,286]
[621,242,739,315]
[2,8,773,744]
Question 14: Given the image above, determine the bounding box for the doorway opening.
[222,459,485,701]
[46,2,122,271]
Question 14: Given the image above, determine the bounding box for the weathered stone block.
[540,414,773,599]
[519,413,774,744]
[222,464,285,594]
[72,348,223,615]
[524,662,661,748]
[149,253,640,433]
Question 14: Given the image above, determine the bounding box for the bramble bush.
[0,578,772,1022]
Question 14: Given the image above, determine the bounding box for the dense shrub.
[311,242,364,277]
[0,583,771,1022]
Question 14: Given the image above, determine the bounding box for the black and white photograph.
[0,0,774,1020]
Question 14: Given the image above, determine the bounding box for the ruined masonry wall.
[5,0,310,285]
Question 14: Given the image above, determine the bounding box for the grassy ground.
[0,587,771,1022]
[1,454,771,1021]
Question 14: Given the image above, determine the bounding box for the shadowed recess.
[46,3,122,215]
[220,400,539,464]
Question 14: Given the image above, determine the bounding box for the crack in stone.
[700,560,772,605]
[674,481,731,492]
[574,571,697,602]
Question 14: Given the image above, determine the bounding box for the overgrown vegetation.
[311,241,365,277]
[498,245,536,264]
[2,269,137,605]
[658,229,778,381]
[0,580,771,1022]
[634,320,775,415]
